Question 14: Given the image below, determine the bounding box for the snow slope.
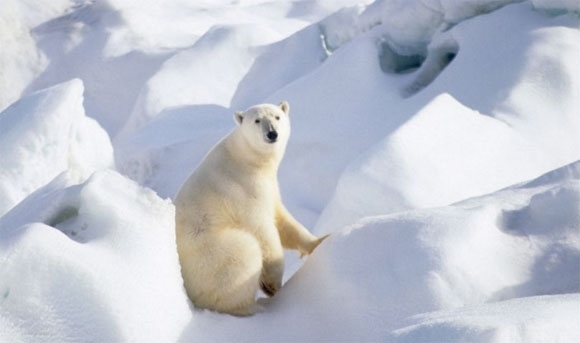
[1,0,579,342]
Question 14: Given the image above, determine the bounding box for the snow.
[0,79,113,216]
[0,0,56,112]
[0,170,190,342]
[532,0,580,12]
[1,0,579,342]
[389,294,580,342]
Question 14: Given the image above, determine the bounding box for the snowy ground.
[1,0,579,342]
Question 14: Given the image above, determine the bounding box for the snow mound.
[315,93,546,233]
[0,79,113,216]
[0,170,191,342]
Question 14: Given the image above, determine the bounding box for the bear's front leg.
[256,225,285,297]
[275,202,328,256]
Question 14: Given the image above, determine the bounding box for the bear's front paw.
[300,234,330,257]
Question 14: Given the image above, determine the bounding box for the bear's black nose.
[267,131,278,142]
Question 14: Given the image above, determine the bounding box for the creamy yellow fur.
[175,102,326,316]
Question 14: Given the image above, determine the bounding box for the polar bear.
[175,101,326,316]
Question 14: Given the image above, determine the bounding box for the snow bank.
[311,164,579,330]
[315,93,546,233]
[0,170,191,342]
[316,2,580,234]
[0,80,113,216]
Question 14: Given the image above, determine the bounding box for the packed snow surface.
[1,0,579,342]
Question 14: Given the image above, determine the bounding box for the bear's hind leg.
[189,229,263,316]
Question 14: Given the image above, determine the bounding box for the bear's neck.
[225,130,284,173]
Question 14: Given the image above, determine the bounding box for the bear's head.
[234,101,291,155]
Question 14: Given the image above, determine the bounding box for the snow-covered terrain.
[1,0,579,341]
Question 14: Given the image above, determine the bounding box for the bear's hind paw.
[260,280,280,297]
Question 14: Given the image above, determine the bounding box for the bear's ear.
[279,101,290,115]
[234,111,244,125]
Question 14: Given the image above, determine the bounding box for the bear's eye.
[255,119,260,124]
[275,116,280,121]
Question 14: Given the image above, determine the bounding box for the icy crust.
[0,79,113,216]
[0,170,191,342]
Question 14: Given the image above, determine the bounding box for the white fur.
[175,101,326,316]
